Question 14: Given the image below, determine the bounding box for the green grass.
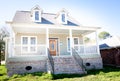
[0,65,120,81]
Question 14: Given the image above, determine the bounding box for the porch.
[6,25,100,58]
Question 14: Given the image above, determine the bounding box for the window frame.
[67,37,79,52]
[33,10,41,22]
[61,13,67,24]
[21,36,37,53]
[35,11,39,21]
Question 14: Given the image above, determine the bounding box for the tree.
[0,26,9,65]
[84,37,90,43]
[98,31,111,40]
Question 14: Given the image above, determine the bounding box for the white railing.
[8,44,98,57]
[74,45,98,55]
[13,44,47,56]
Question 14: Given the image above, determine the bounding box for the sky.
[0,0,120,36]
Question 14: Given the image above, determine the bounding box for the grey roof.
[13,11,80,26]
[99,36,120,49]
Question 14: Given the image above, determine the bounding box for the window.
[67,37,79,52]
[35,11,39,21]
[73,37,79,51]
[74,38,79,45]
[67,38,70,52]
[62,14,65,22]
[21,36,37,53]
[22,37,28,45]
[50,41,55,51]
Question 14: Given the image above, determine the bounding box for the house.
[5,5,103,76]
[100,36,120,67]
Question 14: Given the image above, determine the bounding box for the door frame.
[49,38,60,56]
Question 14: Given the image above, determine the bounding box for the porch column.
[12,32,15,57]
[69,29,73,55]
[95,31,100,55]
[46,28,49,56]
[82,36,86,55]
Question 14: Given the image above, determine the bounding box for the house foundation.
[6,56,102,76]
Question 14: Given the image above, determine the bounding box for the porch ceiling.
[13,26,95,35]
[49,29,94,35]
[72,30,94,35]
[13,27,46,34]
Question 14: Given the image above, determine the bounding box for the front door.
[49,38,58,56]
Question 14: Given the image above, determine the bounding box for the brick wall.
[6,56,103,76]
[100,47,120,66]
[6,60,47,76]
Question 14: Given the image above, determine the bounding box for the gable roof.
[99,36,120,49]
[12,10,80,26]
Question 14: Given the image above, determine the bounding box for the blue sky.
[0,0,120,36]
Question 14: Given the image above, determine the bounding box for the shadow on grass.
[87,65,120,75]
[52,74,86,80]
[52,66,120,80]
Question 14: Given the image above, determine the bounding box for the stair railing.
[72,48,87,74]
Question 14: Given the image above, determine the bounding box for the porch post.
[82,36,86,55]
[12,32,15,56]
[95,31,100,55]
[69,29,73,56]
[46,28,49,56]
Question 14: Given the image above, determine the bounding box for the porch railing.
[74,45,98,54]
[8,44,98,57]
[13,44,47,56]
[72,48,87,74]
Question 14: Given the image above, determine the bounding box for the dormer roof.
[12,6,81,26]
[31,5,43,11]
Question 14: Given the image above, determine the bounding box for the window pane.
[22,47,28,52]
[30,47,36,52]
[62,14,65,22]
[35,11,39,20]
[68,38,70,51]
[31,37,36,45]
[22,37,28,45]
[50,41,55,50]
[74,38,78,45]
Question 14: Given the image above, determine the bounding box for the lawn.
[0,65,120,81]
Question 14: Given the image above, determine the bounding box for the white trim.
[11,23,99,31]
[69,29,73,56]
[21,36,37,53]
[46,28,49,56]
[95,31,100,55]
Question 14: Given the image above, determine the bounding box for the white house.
[5,5,103,76]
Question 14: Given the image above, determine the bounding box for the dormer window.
[35,11,39,21]
[61,13,67,24]
[56,8,68,24]
[31,5,42,22]
[62,14,65,22]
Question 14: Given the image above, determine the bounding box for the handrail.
[72,48,87,73]
[47,48,54,73]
